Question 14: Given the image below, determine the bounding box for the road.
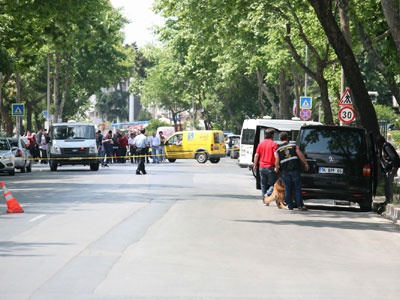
[0,158,400,300]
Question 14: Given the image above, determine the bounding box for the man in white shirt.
[133,129,148,175]
[150,131,161,163]
[128,132,136,163]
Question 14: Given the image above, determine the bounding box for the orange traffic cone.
[0,182,24,213]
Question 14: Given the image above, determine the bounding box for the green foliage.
[95,90,129,123]
[146,119,171,133]
[137,110,152,121]
[374,104,398,123]
[0,0,130,132]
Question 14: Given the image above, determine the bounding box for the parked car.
[297,125,377,211]
[230,138,240,159]
[225,134,240,157]
[0,137,15,176]
[7,137,32,173]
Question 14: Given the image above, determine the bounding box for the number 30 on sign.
[339,106,356,123]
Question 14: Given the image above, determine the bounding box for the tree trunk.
[278,69,290,119]
[381,0,400,61]
[309,0,381,139]
[53,52,61,123]
[256,69,278,117]
[356,22,400,105]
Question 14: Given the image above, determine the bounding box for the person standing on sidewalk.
[159,131,166,162]
[128,132,136,164]
[150,131,160,163]
[253,128,278,205]
[133,129,148,175]
[274,131,309,211]
[377,135,400,207]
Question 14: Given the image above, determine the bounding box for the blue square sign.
[300,96,312,109]
[12,104,25,116]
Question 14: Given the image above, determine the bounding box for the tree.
[381,0,400,62]
[308,0,380,138]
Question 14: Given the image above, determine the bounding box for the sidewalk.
[378,167,400,225]
[382,203,400,225]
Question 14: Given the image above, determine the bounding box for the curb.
[382,204,400,225]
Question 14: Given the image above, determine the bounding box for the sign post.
[299,96,312,121]
[300,96,312,109]
[12,104,25,137]
[338,88,355,124]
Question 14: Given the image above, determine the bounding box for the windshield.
[51,125,95,140]
[0,139,11,150]
[299,128,364,155]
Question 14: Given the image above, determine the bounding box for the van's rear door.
[299,126,372,191]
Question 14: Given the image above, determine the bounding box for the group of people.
[253,128,309,211]
[23,129,50,164]
[96,128,167,174]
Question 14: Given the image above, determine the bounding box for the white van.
[238,117,321,170]
[48,122,99,171]
[156,126,175,139]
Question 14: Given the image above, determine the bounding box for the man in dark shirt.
[275,131,309,210]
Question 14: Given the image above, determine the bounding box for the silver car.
[7,137,32,173]
[0,138,15,176]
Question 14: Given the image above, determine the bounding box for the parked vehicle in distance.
[7,137,32,173]
[48,122,99,171]
[0,137,15,176]
[164,130,226,163]
[225,134,240,157]
[156,126,175,139]
[297,125,377,211]
[230,138,240,159]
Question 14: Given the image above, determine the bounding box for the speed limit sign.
[339,106,356,123]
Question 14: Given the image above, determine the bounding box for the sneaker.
[142,171,147,175]
[136,171,142,175]
[298,206,308,211]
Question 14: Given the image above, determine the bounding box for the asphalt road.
[0,158,400,300]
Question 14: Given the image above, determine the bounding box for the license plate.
[319,167,343,174]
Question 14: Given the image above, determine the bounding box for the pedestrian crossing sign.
[12,103,25,116]
[300,96,312,109]
[338,88,353,106]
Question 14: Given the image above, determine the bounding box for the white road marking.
[29,215,46,222]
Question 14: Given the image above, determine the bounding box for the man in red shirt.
[253,128,278,205]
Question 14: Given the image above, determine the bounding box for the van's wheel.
[372,201,381,213]
[20,165,26,173]
[210,158,220,163]
[90,163,99,171]
[196,152,208,163]
[359,199,372,212]
[26,163,32,172]
[167,159,176,162]
[50,161,58,171]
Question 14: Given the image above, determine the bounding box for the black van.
[297,125,378,211]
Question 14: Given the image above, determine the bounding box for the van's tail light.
[16,149,22,157]
[211,144,214,151]
[362,163,371,176]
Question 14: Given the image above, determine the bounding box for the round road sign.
[338,106,356,123]
[300,108,312,121]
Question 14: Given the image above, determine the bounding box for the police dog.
[263,178,287,209]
